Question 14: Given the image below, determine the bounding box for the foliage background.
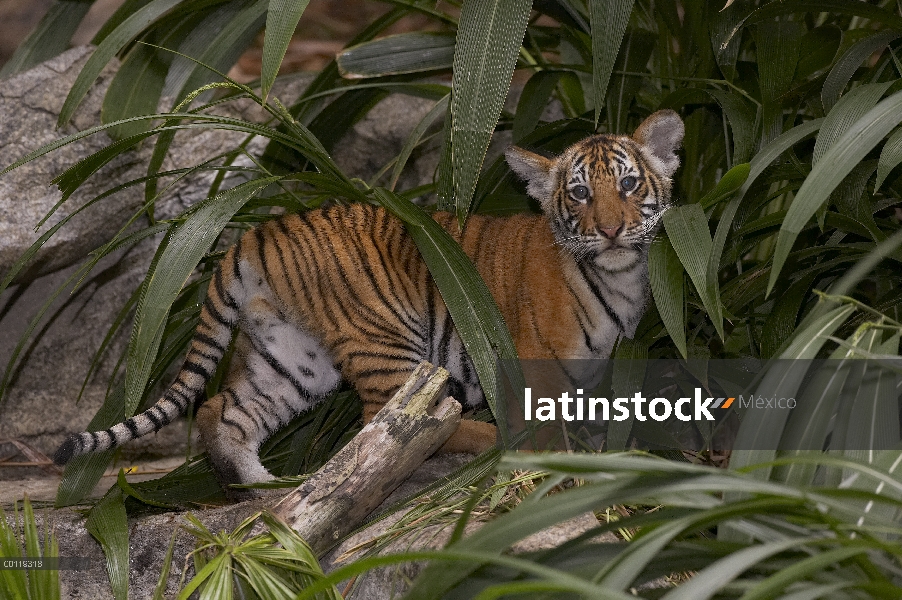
[1,0,902,598]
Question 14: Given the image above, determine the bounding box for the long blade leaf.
[447,0,532,220]
[124,176,278,416]
[261,0,311,101]
[768,90,902,295]
[588,0,635,127]
[372,188,522,446]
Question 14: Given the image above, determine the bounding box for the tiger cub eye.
[570,185,590,201]
[620,176,637,192]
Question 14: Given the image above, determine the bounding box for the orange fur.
[54,110,684,493]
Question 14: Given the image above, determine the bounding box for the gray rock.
[8,453,615,599]
[0,46,136,277]
[0,46,442,465]
[0,46,580,600]
[10,455,465,599]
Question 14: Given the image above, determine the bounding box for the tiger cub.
[54,110,683,493]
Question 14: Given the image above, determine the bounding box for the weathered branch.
[270,361,461,553]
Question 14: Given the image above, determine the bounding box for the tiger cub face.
[506,110,683,271]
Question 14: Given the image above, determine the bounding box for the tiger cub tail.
[53,250,242,466]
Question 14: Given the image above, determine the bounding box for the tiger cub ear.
[505,146,555,202]
[632,109,684,178]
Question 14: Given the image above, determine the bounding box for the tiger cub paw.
[439,419,497,455]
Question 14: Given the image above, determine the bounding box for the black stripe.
[254,341,312,399]
[274,219,317,307]
[145,408,164,429]
[357,220,422,333]
[249,378,276,403]
[306,214,418,338]
[164,390,190,411]
[191,349,221,363]
[182,360,212,379]
[194,332,225,353]
[294,217,363,328]
[425,279,436,356]
[203,295,233,326]
[125,418,140,438]
[168,381,194,400]
[356,365,417,380]
[213,269,238,311]
[436,308,455,367]
[231,236,244,283]
[254,227,270,285]
[576,261,626,331]
[219,394,248,440]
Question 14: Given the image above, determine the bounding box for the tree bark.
[269,361,461,553]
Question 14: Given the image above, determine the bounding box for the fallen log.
[270,361,461,553]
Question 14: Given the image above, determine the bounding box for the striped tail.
[53,259,242,465]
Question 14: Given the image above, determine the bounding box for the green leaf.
[768,90,902,295]
[401,482,634,600]
[755,21,802,144]
[724,1,902,48]
[813,81,894,166]
[152,532,178,600]
[371,188,522,446]
[738,546,868,600]
[0,0,93,78]
[606,29,657,135]
[777,347,857,486]
[609,338,647,450]
[875,125,902,191]
[588,0,635,127]
[728,304,856,482]
[709,0,746,81]
[0,512,26,596]
[822,30,902,113]
[706,89,756,166]
[664,204,724,340]
[86,488,129,600]
[708,119,823,293]
[448,0,532,220]
[91,0,154,44]
[58,0,186,126]
[337,32,456,78]
[796,25,842,82]
[125,176,278,416]
[760,272,817,359]
[167,2,268,109]
[698,162,750,209]
[512,71,563,143]
[178,553,226,600]
[236,556,296,598]
[389,94,449,190]
[261,0,311,101]
[101,41,173,140]
[835,334,900,466]
[828,227,902,299]
[648,235,686,358]
[659,538,820,600]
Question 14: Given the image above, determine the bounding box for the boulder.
[0,46,438,466]
[16,454,612,599]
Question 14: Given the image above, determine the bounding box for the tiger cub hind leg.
[198,310,341,496]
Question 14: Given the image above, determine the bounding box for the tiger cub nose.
[600,225,624,239]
